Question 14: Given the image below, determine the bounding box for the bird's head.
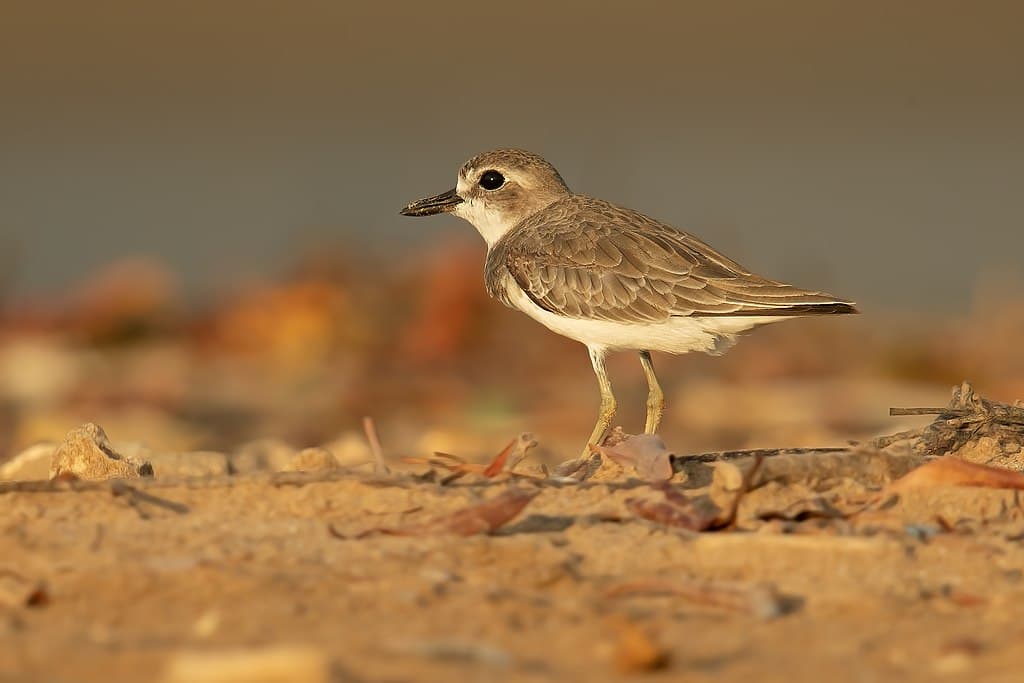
[401,149,571,247]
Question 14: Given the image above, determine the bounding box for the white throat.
[452,199,518,249]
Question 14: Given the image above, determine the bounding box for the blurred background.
[1,1,1023,463]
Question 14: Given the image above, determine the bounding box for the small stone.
[49,423,152,481]
[162,646,329,683]
[320,431,373,467]
[0,443,56,481]
[229,439,296,474]
[280,447,340,473]
[147,451,230,478]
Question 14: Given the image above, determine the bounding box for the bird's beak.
[400,188,463,217]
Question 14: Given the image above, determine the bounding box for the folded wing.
[489,196,857,323]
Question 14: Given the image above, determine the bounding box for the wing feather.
[485,196,857,323]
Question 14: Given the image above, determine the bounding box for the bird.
[401,149,857,456]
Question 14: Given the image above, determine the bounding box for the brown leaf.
[482,439,516,477]
[402,435,541,481]
[887,456,1024,494]
[436,489,539,535]
[352,489,539,538]
[592,434,673,482]
[624,497,715,531]
[626,455,764,531]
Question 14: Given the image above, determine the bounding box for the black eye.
[479,170,505,190]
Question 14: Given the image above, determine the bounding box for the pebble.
[49,423,153,480]
[280,447,340,473]
[161,645,329,683]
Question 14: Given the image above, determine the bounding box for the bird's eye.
[479,170,505,191]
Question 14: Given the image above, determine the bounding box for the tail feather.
[696,299,859,317]
[758,301,859,316]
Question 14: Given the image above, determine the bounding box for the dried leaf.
[351,489,539,538]
[624,496,714,531]
[402,436,541,481]
[482,439,516,477]
[592,434,673,482]
[887,456,1024,495]
[627,455,764,531]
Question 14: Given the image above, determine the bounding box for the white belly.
[506,284,786,355]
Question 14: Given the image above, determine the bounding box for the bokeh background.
[2,1,1023,464]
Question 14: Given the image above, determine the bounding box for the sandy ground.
[4,270,1024,682]
[6,434,1024,683]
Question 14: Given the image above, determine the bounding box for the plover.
[401,149,857,455]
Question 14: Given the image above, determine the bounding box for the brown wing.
[487,196,857,323]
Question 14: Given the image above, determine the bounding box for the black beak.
[400,188,463,217]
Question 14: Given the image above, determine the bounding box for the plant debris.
[337,489,540,538]
[483,433,538,477]
[627,454,765,531]
[362,416,391,476]
[885,456,1024,495]
[550,453,602,482]
[590,434,673,482]
[402,433,541,483]
[881,382,1024,468]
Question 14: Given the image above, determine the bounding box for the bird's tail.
[761,301,859,316]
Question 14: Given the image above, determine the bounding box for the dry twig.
[362,416,390,475]
[402,435,542,482]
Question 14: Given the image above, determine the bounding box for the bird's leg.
[639,350,665,434]
[584,346,616,456]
